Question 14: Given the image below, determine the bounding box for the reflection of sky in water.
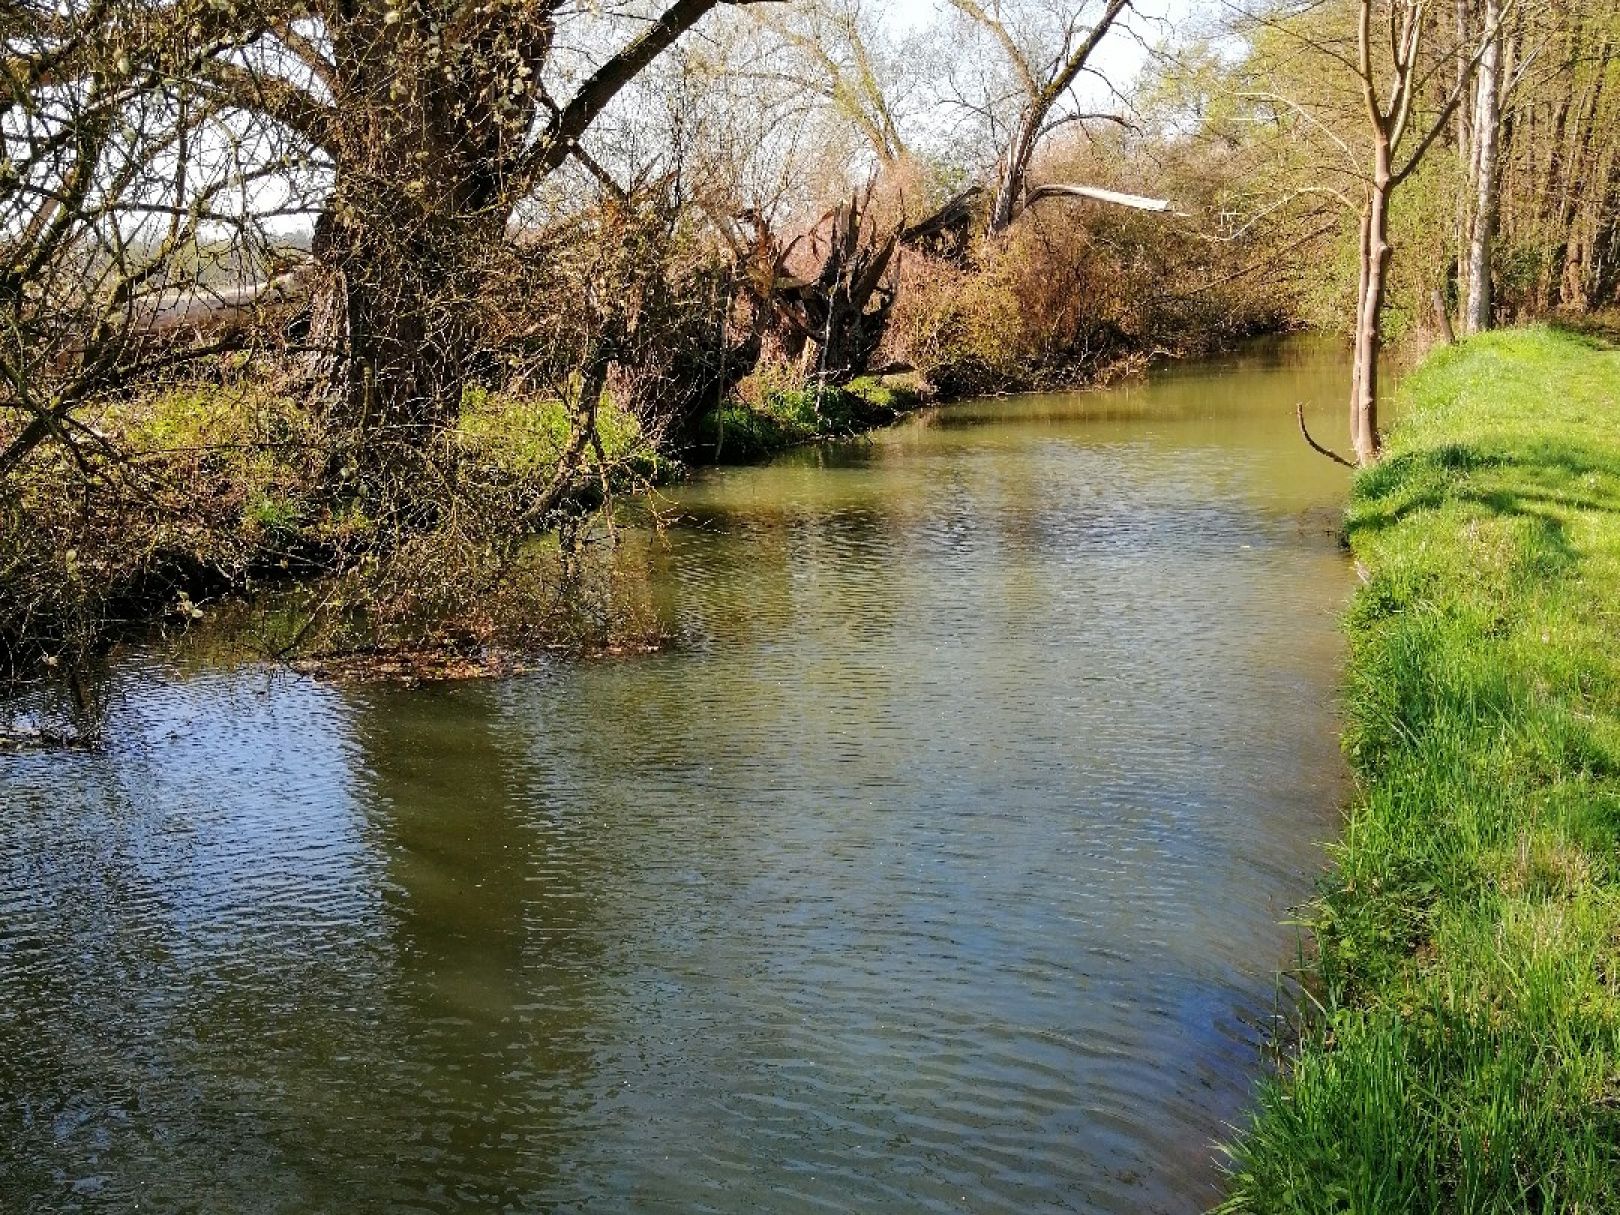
[1,338,1353,1215]
[8,669,378,953]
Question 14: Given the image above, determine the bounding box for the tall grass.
[1221,328,1620,1212]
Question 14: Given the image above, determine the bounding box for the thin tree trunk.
[1453,0,1473,308]
[1464,0,1501,333]
[1352,167,1392,466]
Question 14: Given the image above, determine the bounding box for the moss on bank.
[1220,328,1620,1211]
[695,373,927,463]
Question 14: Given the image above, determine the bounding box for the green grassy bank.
[1221,327,1620,1211]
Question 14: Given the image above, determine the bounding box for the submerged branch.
[1296,401,1356,468]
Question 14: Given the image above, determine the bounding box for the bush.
[886,176,1286,396]
[693,363,928,463]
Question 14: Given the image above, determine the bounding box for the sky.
[874,0,1207,103]
[880,0,947,31]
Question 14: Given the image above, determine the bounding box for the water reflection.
[1,337,1352,1213]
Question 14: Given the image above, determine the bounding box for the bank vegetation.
[3,0,1619,680]
[1222,326,1620,1211]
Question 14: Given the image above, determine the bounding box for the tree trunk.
[309,201,493,511]
[987,115,1038,234]
[300,8,521,516]
[1464,0,1501,334]
[1352,169,1392,466]
[1453,0,1473,310]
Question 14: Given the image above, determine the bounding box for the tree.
[1490,0,1619,314]
[1344,0,1512,462]
[944,0,1140,232]
[1462,0,1502,332]
[1215,0,1515,464]
[156,0,775,505]
[750,0,913,170]
[2,0,281,476]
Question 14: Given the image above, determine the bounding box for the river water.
[1,339,1354,1213]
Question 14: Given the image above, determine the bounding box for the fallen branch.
[1025,182,1186,216]
[1296,401,1356,468]
[0,726,94,752]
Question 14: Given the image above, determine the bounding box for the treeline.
[2,0,1618,675]
[1215,0,1620,337]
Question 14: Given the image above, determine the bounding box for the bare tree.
[946,0,1153,232]
[750,0,913,170]
[1345,0,1513,462]
[37,0,780,506]
[1,0,292,477]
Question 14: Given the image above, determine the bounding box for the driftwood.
[0,726,94,752]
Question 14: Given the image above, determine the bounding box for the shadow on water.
[2,335,1358,1214]
[340,683,607,1212]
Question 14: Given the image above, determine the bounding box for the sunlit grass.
[1221,328,1620,1212]
[456,384,656,478]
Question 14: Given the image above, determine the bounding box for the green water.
[1,338,1356,1213]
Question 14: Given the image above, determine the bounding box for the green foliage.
[456,384,659,480]
[1221,328,1620,1211]
[697,366,925,462]
[242,492,303,537]
[844,373,923,413]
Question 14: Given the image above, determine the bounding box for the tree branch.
[1297,401,1355,467]
[517,0,779,192]
[1025,182,1183,214]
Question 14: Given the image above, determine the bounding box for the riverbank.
[691,341,1187,466]
[0,331,1192,687]
[1220,326,1620,1210]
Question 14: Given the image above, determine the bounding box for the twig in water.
[1296,401,1356,469]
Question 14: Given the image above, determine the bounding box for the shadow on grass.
[1548,315,1620,347]
[1348,441,1620,561]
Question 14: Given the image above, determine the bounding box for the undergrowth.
[0,376,661,679]
[698,370,926,462]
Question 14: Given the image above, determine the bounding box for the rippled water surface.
[3,339,1355,1213]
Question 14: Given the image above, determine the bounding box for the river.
[1,338,1354,1213]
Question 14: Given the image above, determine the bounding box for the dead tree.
[770,195,900,383]
[728,192,900,385]
[899,187,985,261]
[949,0,1134,232]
